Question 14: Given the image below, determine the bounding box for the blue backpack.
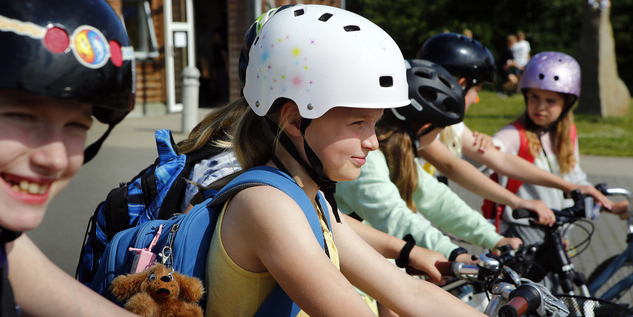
[77,129,222,285]
[89,165,331,316]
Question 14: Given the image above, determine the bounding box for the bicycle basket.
[555,295,633,317]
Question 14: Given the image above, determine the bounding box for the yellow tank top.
[205,198,339,317]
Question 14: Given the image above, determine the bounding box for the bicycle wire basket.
[555,295,633,317]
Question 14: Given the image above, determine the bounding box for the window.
[122,0,159,59]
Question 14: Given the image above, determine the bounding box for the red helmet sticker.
[109,40,123,67]
[71,25,109,69]
[43,26,70,54]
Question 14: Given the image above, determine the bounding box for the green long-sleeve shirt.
[335,150,502,258]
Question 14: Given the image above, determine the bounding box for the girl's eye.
[66,121,91,130]
[4,112,36,122]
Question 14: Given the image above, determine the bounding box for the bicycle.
[585,185,633,304]
[409,251,570,316]
[410,250,633,316]
[510,189,598,297]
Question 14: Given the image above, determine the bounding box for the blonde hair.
[522,109,576,175]
[201,99,292,190]
[376,111,420,212]
[176,98,249,154]
[439,124,463,158]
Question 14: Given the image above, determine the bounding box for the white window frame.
[122,0,160,59]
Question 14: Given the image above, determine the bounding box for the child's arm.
[8,235,140,317]
[419,138,556,226]
[222,186,381,316]
[223,186,485,316]
[464,125,612,209]
[344,214,446,283]
[333,211,487,316]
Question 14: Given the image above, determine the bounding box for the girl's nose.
[31,140,69,174]
[362,133,379,151]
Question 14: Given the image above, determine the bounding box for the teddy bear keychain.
[110,263,204,317]
[109,225,204,317]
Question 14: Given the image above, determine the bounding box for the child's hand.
[517,199,556,226]
[472,131,494,153]
[607,200,629,219]
[576,185,612,210]
[493,237,523,255]
[455,253,477,265]
[408,246,447,284]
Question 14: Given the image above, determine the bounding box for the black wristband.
[448,247,468,261]
[395,234,416,268]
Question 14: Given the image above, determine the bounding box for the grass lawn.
[465,91,633,157]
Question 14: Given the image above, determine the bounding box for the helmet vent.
[554,76,559,81]
[539,74,545,80]
[344,25,361,32]
[440,100,452,112]
[253,36,259,46]
[318,13,333,21]
[419,88,437,102]
[294,9,305,17]
[438,74,453,88]
[380,76,393,87]
[414,70,431,79]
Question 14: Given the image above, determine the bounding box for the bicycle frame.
[524,219,591,297]
[511,190,594,297]
[586,187,633,301]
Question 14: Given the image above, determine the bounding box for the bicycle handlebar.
[498,296,528,317]
[405,261,478,279]
[498,284,541,317]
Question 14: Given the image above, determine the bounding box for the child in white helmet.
[203,5,485,316]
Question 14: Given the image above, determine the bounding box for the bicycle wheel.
[587,255,633,305]
[556,295,633,317]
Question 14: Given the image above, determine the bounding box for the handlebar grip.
[435,262,454,277]
[512,208,536,219]
[405,262,455,277]
[595,182,608,196]
[499,284,542,317]
[498,297,528,317]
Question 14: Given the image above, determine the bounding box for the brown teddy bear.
[110,263,204,317]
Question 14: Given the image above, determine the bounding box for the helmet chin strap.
[265,117,341,223]
[403,121,435,158]
[0,227,21,244]
[83,124,115,164]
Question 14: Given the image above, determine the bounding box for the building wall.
[106,0,167,106]
[108,0,342,109]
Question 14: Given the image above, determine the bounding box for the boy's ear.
[279,101,302,137]
[457,77,467,88]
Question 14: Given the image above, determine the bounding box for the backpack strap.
[481,121,534,232]
[155,130,225,220]
[208,166,330,249]
[208,166,330,316]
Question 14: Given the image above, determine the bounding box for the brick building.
[105,0,341,115]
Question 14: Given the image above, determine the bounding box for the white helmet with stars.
[243,4,408,119]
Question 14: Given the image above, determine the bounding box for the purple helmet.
[519,52,581,98]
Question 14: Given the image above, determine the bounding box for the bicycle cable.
[560,219,595,258]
